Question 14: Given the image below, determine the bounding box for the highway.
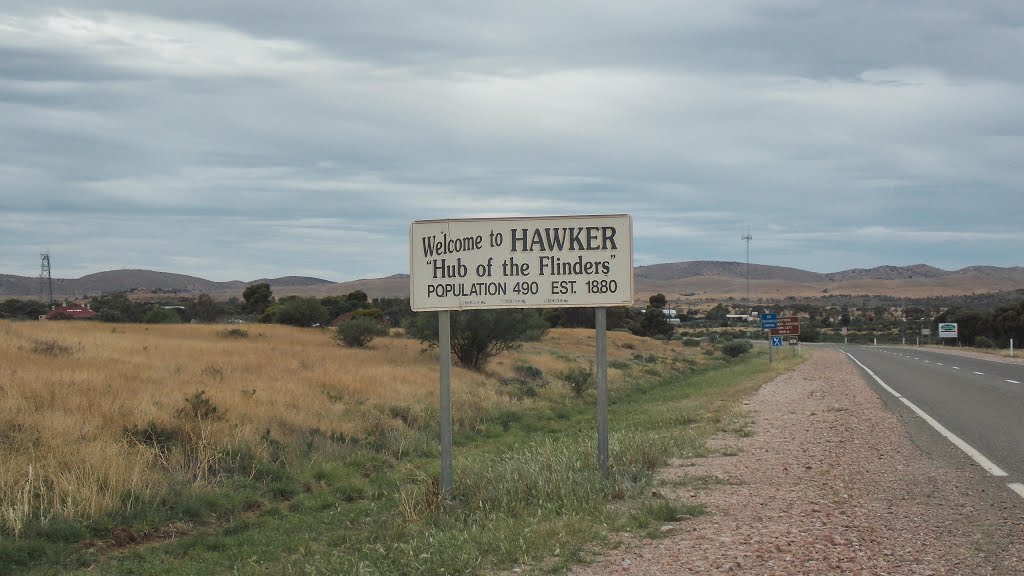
[841,345,1024,499]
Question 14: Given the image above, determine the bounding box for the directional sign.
[770,316,800,336]
[760,313,778,330]
[771,336,783,347]
[938,323,958,338]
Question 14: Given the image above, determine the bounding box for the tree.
[335,317,387,347]
[90,293,150,322]
[142,307,182,324]
[269,297,329,327]
[0,298,49,320]
[344,290,369,304]
[242,283,273,314]
[185,294,221,323]
[408,309,549,370]
[648,293,667,309]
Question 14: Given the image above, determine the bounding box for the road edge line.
[843,351,1009,478]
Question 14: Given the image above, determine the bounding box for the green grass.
[12,347,804,576]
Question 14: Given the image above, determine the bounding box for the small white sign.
[409,214,633,311]
[938,323,959,338]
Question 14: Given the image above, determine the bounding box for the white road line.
[844,352,1009,478]
[1010,484,1024,499]
[953,367,961,370]
[936,363,943,366]
[925,360,931,363]
[1008,380,1021,384]
[974,371,985,375]
[914,357,920,360]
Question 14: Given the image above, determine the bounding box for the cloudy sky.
[2,1,1021,281]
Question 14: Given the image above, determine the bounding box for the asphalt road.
[840,345,1024,494]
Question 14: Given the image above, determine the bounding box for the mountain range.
[3,262,1022,302]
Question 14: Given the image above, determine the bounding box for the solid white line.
[1007,380,1021,384]
[1009,483,1024,499]
[974,371,985,375]
[844,353,904,398]
[844,352,1009,478]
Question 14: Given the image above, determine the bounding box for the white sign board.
[410,214,633,311]
[938,323,959,338]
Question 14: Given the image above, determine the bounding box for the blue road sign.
[771,336,783,347]
[761,313,778,329]
[761,313,778,322]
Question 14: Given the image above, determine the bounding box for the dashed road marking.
[974,371,985,375]
[1008,380,1021,384]
[953,367,961,370]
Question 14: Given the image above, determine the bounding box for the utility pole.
[742,230,752,312]
[40,251,53,307]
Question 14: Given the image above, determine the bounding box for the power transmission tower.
[40,251,54,307]
[742,231,752,311]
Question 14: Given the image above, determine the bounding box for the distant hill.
[2,264,1022,302]
[0,269,332,298]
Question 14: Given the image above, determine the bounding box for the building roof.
[45,305,96,320]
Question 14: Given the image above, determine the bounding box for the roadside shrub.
[29,339,74,357]
[513,364,545,382]
[336,318,387,348]
[721,339,753,358]
[175,390,223,422]
[221,328,249,338]
[558,365,596,398]
[974,336,995,349]
[681,338,701,347]
[500,364,549,398]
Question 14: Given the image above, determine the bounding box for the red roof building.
[44,304,96,320]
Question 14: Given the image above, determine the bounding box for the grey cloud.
[0,1,1021,281]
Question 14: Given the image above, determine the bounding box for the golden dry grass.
[0,321,710,537]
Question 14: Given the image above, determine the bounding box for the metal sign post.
[438,310,453,495]
[595,308,609,479]
[761,314,777,365]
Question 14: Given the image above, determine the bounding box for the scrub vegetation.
[0,320,801,574]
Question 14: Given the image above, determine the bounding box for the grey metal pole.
[438,310,454,496]
[596,307,609,479]
[768,330,773,364]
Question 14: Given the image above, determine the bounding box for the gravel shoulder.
[572,349,1024,575]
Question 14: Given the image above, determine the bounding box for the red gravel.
[572,349,1024,575]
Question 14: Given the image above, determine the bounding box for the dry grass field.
[0,320,701,541]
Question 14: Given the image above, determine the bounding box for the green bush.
[175,390,223,421]
[142,307,182,324]
[336,318,387,348]
[681,338,701,347]
[558,365,595,398]
[974,336,995,349]
[721,339,753,358]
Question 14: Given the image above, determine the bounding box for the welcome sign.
[409,215,633,311]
